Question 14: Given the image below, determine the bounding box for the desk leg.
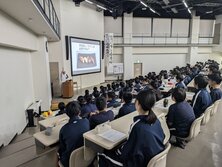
[84,138,101,161]
[35,139,46,149]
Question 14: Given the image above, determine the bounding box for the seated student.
[56,102,66,116]
[208,74,222,103]
[99,90,165,167]
[175,74,187,89]
[80,95,97,118]
[77,96,86,108]
[89,97,114,129]
[84,89,90,99]
[117,92,136,118]
[183,71,192,85]
[191,75,212,118]
[134,78,142,92]
[107,91,120,108]
[58,102,90,167]
[167,88,195,148]
[92,87,99,98]
[150,80,162,101]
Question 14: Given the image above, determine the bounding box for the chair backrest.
[158,114,170,145]
[69,146,95,167]
[147,143,171,167]
[211,99,222,116]
[187,114,204,141]
[201,105,213,125]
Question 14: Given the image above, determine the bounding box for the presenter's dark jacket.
[167,101,195,137]
[89,110,114,129]
[58,117,90,167]
[80,103,97,118]
[210,88,222,103]
[120,115,165,167]
[191,88,212,118]
[117,103,136,118]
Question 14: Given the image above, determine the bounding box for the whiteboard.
[107,63,124,75]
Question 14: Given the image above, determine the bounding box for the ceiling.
[88,0,222,19]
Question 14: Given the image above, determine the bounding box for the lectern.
[62,80,74,98]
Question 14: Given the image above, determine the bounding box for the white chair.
[201,105,213,125]
[69,146,96,167]
[177,114,204,142]
[147,143,171,167]
[211,99,222,116]
[158,114,170,145]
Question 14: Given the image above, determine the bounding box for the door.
[50,62,60,97]
[134,63,142,77]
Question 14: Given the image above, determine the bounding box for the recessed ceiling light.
[28,18,33,22]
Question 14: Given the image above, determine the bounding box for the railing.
[113,33,219,46]
[33,0,60,38]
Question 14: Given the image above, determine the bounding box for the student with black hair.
[167,88,195,148]
[175,74,187,89]
[89,97,114,129]
[134,78,142,92]
[191,75,212,118]
[58,101,90,167]
[80,95,97,118]
[150,80,162,101]
[56,102,66,116]
[99,90,165,167]
[117,92,136,118]
[208,74,222,103]
[77,96,86,107]
[107,91,119,108]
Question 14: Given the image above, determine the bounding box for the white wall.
[48,0,105,89]
[153,18,171,37]
[0,46,34,145]
[0,9,52,145]
[104,16,122,35]
[133,53,187,74]
[199,19,215,37]
[132,17,152,36]
[172,19,189,37]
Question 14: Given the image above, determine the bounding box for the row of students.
[57,61,213,166]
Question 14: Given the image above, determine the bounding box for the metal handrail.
[33,0,61,38]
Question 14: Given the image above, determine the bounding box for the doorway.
[134,63,142,77]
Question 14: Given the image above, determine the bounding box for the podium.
[62,80,74,98]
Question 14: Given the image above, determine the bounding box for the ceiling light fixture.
[96,4,107,10]
[183,1,188,8]
[85,0,93,4]
[188,8,191,14]
[206,11,213,14]
[140,1,148,7]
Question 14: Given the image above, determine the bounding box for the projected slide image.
[77,53,97,68]
[70,37,101,76]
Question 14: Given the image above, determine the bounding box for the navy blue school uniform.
[192,88,212,118]
[58,117,90,167]
[210,88,222,103]
[99,115,165,167]
[176,81,187,89]
[184,76,191,85]
[167,101,195,138]
[80,103,97,118]
[134,83,142,92]
[89,110,114,129]
[107,99,119,108]
[117,103,136,118]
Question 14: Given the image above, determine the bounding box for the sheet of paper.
[97,129,126,143]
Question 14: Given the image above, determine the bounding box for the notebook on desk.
[97,129,126,143]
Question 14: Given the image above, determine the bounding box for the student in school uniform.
[117,92,136,118]
[107,91,120,108]
[55,102,66,116]
[80,95,97,118]
[58,101,90,167]
[208,73,222,103]
[134,78,142,92]
[191,75,212,118]
[175,74,187,89]
[98,90,165,167]
[167,88,195,148]
[89,97,114,129]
